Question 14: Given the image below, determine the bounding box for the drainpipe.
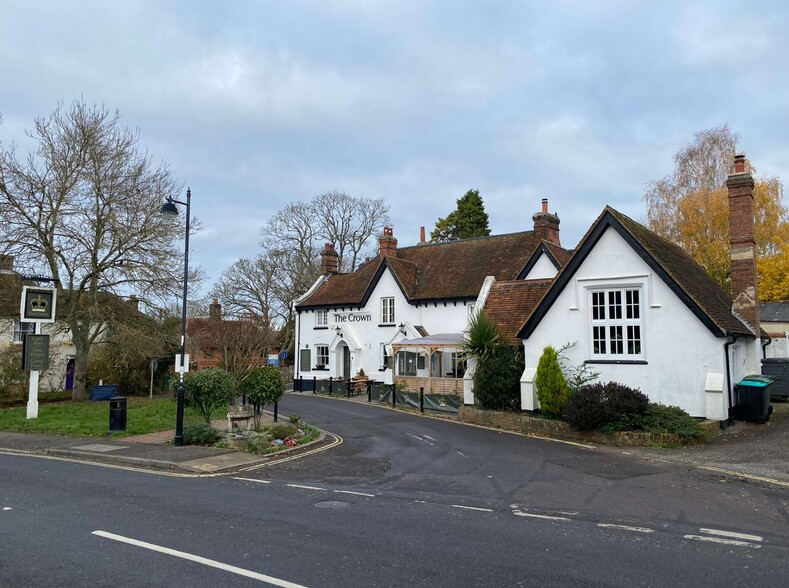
[724,336,739,422]
[762,336,772,359]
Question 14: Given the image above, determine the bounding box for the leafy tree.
[0,101,191,401]
[462,310,521,411]
[644,124,789,298]
[240,367,285,427]
[534,345,569,418]
[430,189,491,243]
[181,368,235,424]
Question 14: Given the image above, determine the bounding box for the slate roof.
[519,207,755,339]
[297,231,571,309]
[484,279,553,345]
[761,302,789,323]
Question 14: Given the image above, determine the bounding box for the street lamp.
[160,188,191,447]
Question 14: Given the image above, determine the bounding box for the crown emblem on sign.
[30,294,48,313]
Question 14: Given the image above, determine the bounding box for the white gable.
[521,252,558,280]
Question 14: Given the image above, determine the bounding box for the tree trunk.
[72,332,90,402]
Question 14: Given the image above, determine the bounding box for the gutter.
[724,335,739,423]
[762,335,772,359]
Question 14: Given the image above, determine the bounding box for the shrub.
[473,344,523,411]
[534,346,569,418]
[179,369,235,424]
[240,367,284,408]
[601,403,703,440]
[565,382,649,431]
[183,423,223,445]
[269,423,297,440]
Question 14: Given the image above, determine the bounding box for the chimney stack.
[379,226,398,257]
[532,198,561,246]
[0,255,13,272]
[419,226,426,244]
[209,298,222,321]
[127,294,139,312]
[320,242,339,274]
[726,154,760,336]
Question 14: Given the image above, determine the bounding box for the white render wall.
[296,267,472,384]
[521,227,743,419]
[0,318,75,391]
[523,253,558,279]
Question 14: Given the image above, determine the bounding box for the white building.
[294,201,570,392]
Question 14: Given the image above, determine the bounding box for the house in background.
[475,155,764,422]
[0,255,75,392]
[293,200,572,391]
[761,302,789,358]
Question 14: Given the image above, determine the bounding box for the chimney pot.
[541,198,548,213]
[379,226,398,257]
[734,154,746,174]
[419,226,426,243]
[532,199,561,246]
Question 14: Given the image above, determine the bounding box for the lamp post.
[161,188,191,447]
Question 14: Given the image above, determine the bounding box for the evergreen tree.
[534,345,569,418]
[430,189,491,243]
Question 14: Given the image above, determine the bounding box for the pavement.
[0,413,316,475]
[1,395,788,484]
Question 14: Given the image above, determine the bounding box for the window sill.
[378,323,396,327]
[585,359,648,365]
[313,326,328,330]
[313,367,329,371]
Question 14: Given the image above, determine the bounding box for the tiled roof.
[761,302,789,322]
[297,231,571,309]
[519,207,754,339]
[484,279,552,345]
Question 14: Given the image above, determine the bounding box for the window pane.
[592,292,605,320]
[593,325,606,354]
[626,289,640,319]
[627,325,641,354]
[610,326,623,354]
[608,290,622,319]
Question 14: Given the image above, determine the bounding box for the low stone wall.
[458,407,720,447]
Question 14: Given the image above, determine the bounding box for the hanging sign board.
[20,286,57,323]
[22,334,50,371]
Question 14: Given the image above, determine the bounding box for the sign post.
[149,359,158,399]
[20,286,57,419]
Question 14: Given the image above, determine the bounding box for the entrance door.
[65,358,75,391]
[343,346,351,379]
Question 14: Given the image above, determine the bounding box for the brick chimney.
[532,198,561,246]
[209,298,222,321]
[726,154,760,336]
[127,294,139,312]
[379,226,398,257]
[418,226,426,245]
[320,242,339,274]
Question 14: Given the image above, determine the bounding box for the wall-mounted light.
[398,323,407,335]
[334,325,343,337]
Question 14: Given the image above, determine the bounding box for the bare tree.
[0,101,191,400]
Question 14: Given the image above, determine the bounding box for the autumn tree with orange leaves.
[644,125,789,301]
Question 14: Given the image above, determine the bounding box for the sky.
[2,0,789,291]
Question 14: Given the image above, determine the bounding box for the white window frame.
[381,297,395,325]
[12,319,34,343]
[315,344,329,368]
[380,344,392,370]
[589,287,644,360]
[315,309,328,327]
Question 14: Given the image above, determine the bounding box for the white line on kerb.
[699,528,763,542]
[684,535,762,549]
[334,490,376,498]
[286,484,327,491]
[512,510,570,521]
[597,524,654,534]
[233,477,272,484]
[451,504,494,512]
[92,531,308,587]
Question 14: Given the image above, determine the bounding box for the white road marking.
[683,535,761,549]
[334,490,376,498]
[456,451,467,457]
[233,477,271,484]
[406,432,435,446]
[286,484,326,491]
[512,510,570,521]
[699,528,763,542]
[422,435,437,441]
[92,531,308,587]
[597,524,654,534]
[2,507,11,511]
[451,504,494,513]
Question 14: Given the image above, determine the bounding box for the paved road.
[1,394,788,587]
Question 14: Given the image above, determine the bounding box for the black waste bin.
[109,396,127,432]
[761,358,789,400]
[734,376,774,424]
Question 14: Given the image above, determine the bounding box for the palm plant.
[460,310,501,361]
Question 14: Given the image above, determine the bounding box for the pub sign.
[20,286,57,323]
